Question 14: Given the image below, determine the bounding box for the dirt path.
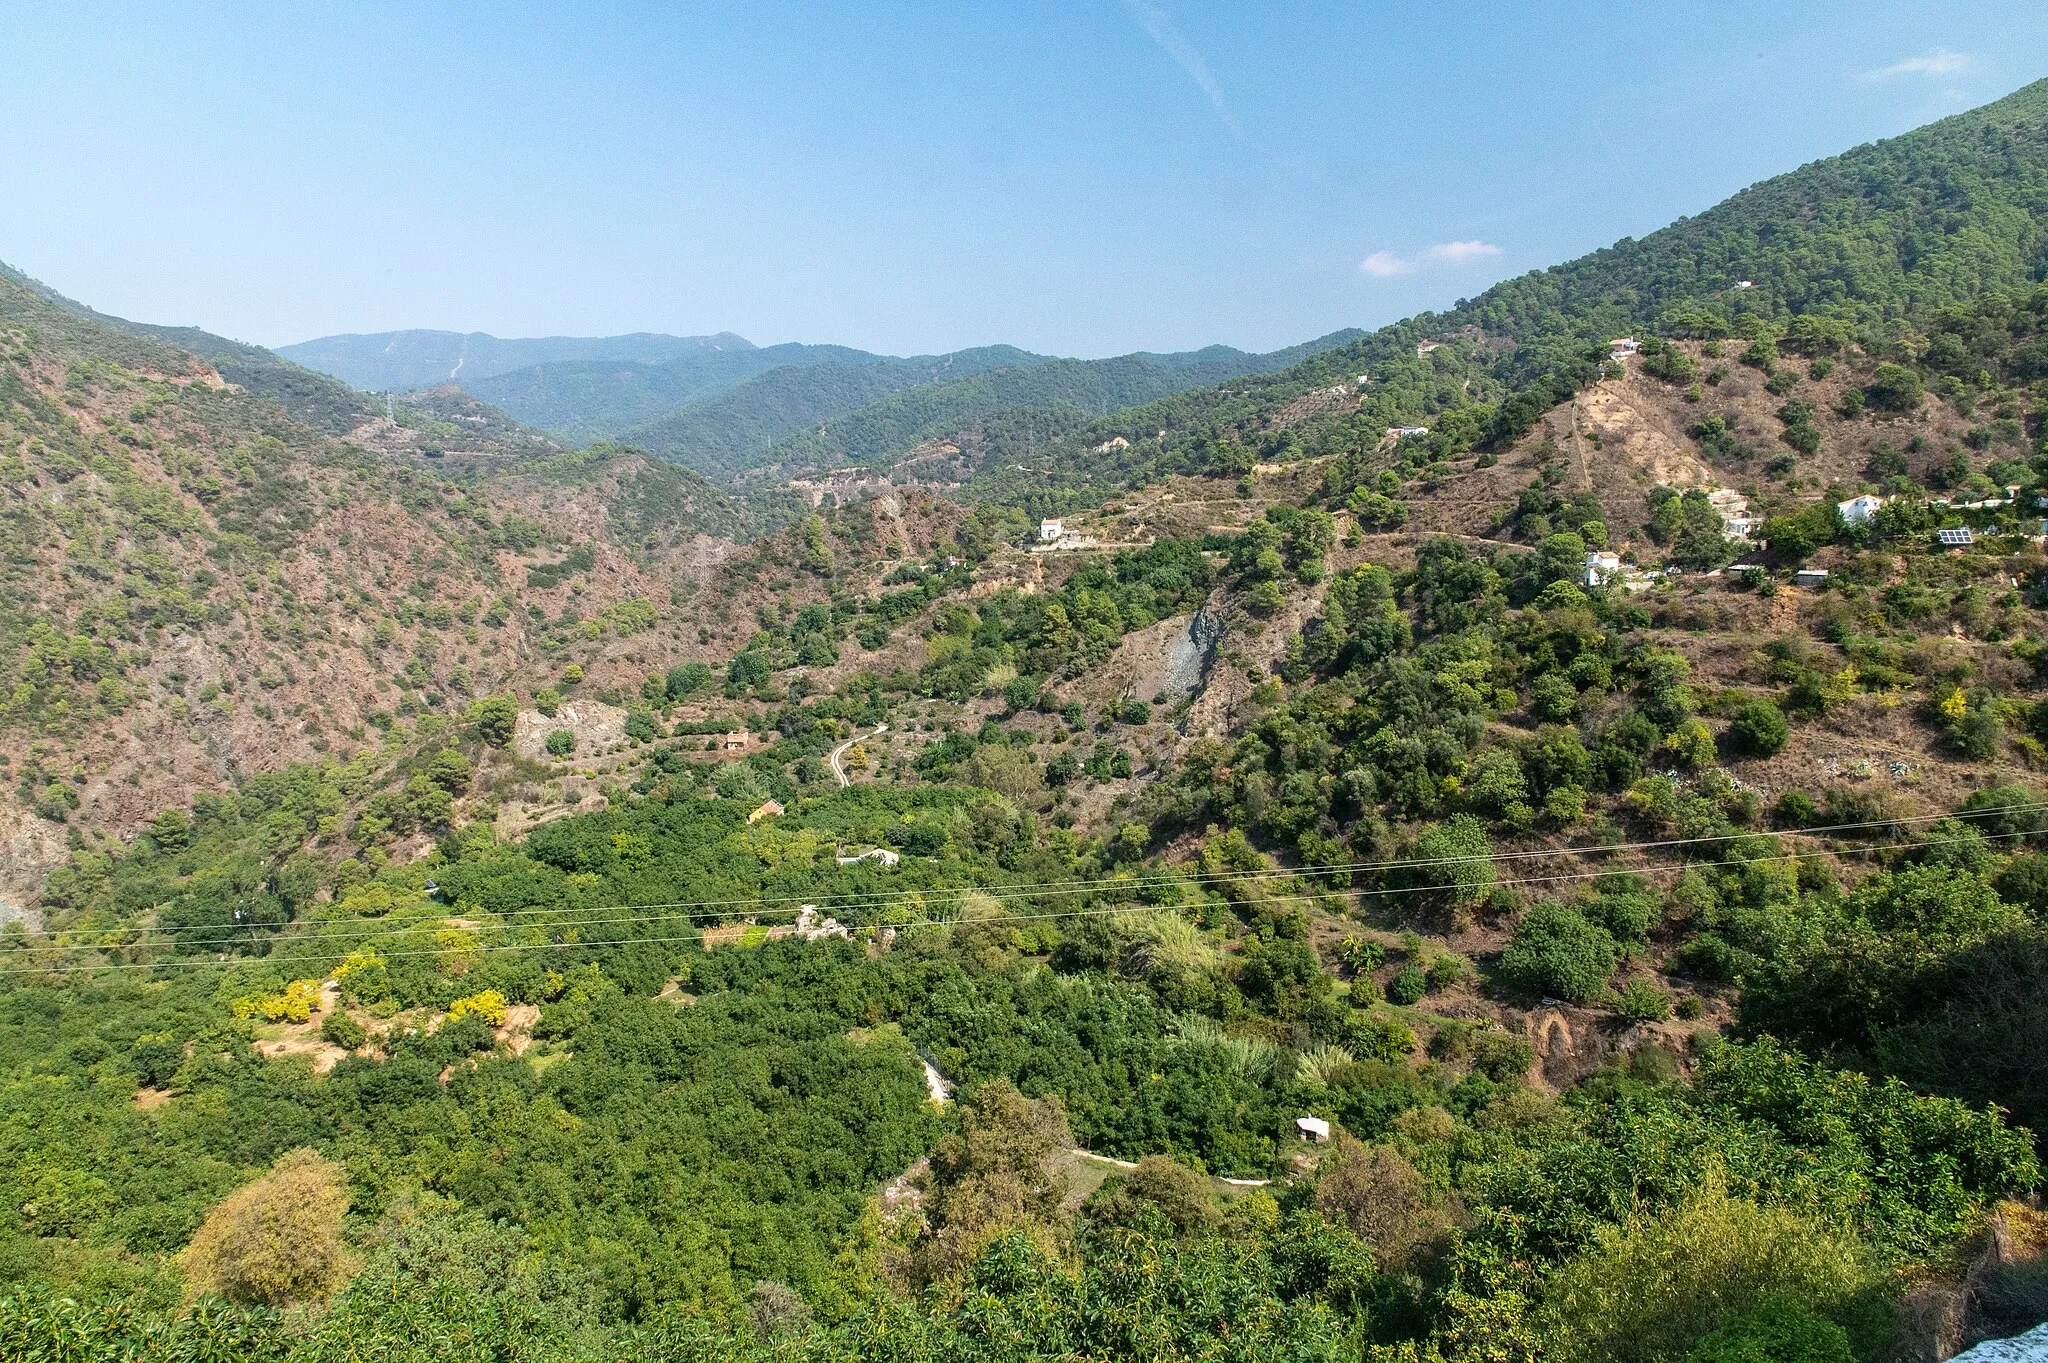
[830,724,887,787]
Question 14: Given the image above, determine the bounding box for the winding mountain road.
[830,724,887,787]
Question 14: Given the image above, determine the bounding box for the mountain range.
[10,74,2048,1362]
[281,321,1369,480]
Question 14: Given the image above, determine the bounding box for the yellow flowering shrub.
[447,989,509,1026]
[233,979,324,1024]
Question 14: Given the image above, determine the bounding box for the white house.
[1385,425,1430,441]
[1584,551,1622,587]
[835,847,901,867]
[1608,337,1640,357]
[1837,494,1886,526]
[1038,518,1064,543]
[1417,340,1442,357]
[1295,1116,1332,1143]
[1794,568,1830,588]
[1735,280,1757,290]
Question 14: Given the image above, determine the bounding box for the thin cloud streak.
[1360,241,1502,277]
[1126,0,1245,141]
[1425,240,1501,264]
[1863,48,1970,80]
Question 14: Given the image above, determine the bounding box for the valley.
[6,68,2048,1363]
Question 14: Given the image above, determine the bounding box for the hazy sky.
[3,2,2043,357]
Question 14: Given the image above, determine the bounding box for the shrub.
[1424,954,1466,992]
[1500,902,1620,1002]
[1686,1297,1855,1363]
[181,1149,353,1306]
[447,989,509,1026]
[1471,1030,1536,1082]
[1120,699,1152,726]
[1728,700,1789,757]
[1338,936,1387,973]
[1313,1136,1437,1270]
[1002,675,1040,713]
[1532,673,1579,721]
[1538,1184,1885,1363]
[320,1013,367,1049]
[1086,1156,1225,1239]
[623,711,656,743]
[748,1280,812,1338]
[1617,979,1674,1023]
[131,1033,181,1088]
[1865,363,1924,413]
[534,687,562,718]
[1774,791,1818,827]
[545,729,575,757]
[1386,965,1427,1005]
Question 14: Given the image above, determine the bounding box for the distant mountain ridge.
[279,316,1367,482]
[732,330,1367,480]
[276,327,753,393]
[465,342,1046,446]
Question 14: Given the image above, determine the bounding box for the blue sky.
[2,2,2043,357]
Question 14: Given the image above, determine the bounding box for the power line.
[19,801,2040,957]
[0,822,2027,980]
[46,800,2040,957]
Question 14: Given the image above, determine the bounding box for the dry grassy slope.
[1406,342,2019,545]
[0,295,837,897]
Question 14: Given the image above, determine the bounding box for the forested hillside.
[969,77,2048,516]
[616,345,1047,476]
[12,76,2048,1363]
[757,332,1367,481]
[460,341,908,444]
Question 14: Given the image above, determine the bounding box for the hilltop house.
[721,731,749,751]
[747,800,785,825]
[835,847,901,867]
[1038,518,1064,543]
[1416,340,1442,357]
[1838,494,1886,526]
[1608,337,1640,358]
[1584,551,1622,587]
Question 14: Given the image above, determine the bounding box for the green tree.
[1865,363,1924,412]
[1501,901,1620,1001]
[1728,700,1789,757]
[468,695,517,747]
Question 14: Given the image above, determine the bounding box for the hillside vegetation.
[0,267,802,909]
[11,76,2048,1363]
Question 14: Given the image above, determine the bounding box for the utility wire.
[0,823,2026,980]
[34,801,2039,958]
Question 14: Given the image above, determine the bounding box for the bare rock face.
[0,806,63,929]
[513,700,627,761]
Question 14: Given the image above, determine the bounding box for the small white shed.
[1295,1116,1332,1143]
